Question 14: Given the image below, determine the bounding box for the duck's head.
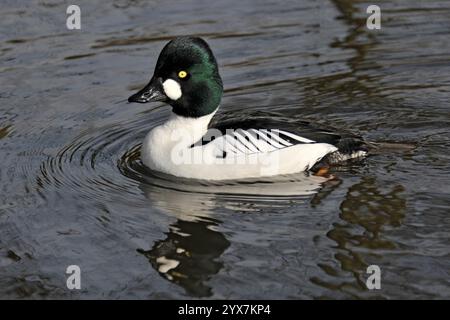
[128,37,223,118]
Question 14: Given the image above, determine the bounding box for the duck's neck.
[160,110,217,147]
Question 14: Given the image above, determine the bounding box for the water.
[1,0,450,299]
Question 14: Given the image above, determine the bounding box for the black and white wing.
[198,113,369,162]
[195,128,319,158]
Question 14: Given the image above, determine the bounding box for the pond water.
[1,0,449,299]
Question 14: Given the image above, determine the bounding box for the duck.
[128,36,368,180]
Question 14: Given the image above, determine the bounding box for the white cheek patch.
[162,79,182,100]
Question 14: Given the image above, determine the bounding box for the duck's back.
[206,113,369,165]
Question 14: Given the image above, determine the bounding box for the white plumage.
[162,79,182,101]
[141,111,338,180]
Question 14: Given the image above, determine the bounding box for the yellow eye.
[178,70,188,79]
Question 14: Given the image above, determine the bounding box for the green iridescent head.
[128,37,223,118]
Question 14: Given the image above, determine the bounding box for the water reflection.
[298,0,383,114]
[137,171,333,297]
[312,176,406,297]
[2,0,448,299]
[0,125,12,140]
[138,217,229,297]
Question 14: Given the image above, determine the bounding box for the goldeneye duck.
[128,36,368,180]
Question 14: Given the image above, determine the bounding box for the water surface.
[1,0,450,299]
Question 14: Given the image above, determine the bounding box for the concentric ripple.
[36,112,331,210]
[37,115,154,204]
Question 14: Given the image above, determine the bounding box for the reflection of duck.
[138,217,229,297]
[128,37,369,180]
[136,172,334,297]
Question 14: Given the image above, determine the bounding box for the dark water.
[1,0,450,299]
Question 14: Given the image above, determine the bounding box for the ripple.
[37,117,151,203]
[35,111,332,214]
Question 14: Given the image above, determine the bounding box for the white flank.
[141,111,338,180]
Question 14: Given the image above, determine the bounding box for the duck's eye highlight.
[178,70,188,79]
